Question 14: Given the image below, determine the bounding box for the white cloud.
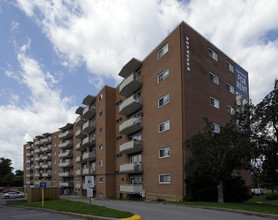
[11,20,20,32]
[15,0,278,104]
[0,41,76,170]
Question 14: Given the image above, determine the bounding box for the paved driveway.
[62,196,276,220]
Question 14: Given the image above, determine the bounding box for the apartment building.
[23,21,250,201]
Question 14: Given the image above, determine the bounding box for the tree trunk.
[217,182,224,203]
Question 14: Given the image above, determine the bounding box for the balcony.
[59,172,73,177]
[119,162,143,174]
[82,120,96,134]
[118,58,142,78]
[82,152,96,162]
[82,136,96,148]
[41,164,50,169]
[42,173,51,177]
[120,184,144,194]
[76,183,82,189]
[26,145,31,150]
[42,137,51,144]
[82,105,96,119]
[26,167,31,171]
[75,142,85,151]
[59,161,73,167]
[82,183,87,189]
[34,149,40,153]
[59,151,73,158]
[75,156,81,163]
[34,157,40,161]
[26,152,31,157]
[119,95,142,116]
[58,130,73,140]
[26,174,31,177]
[75,170,81,175]
[34,165,40,169]
[42,155,51,161]
[119,72,142,97]
[119,140,143,154]
[82,168,90,176]
[75,130,86,139]
[59,140,73,149]
[119,117,142,135]
[26,160,31,164]
[59,182,74,187]
[35,173,41,177]
[42,146,51,152]
[75,115,86,127]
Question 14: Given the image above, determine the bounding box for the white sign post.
[85,176,94,207]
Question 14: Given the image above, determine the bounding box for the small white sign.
[87,188,93,198]
[85,176,95,188]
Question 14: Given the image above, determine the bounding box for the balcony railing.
[59,161,73,167]
[34,157,40,161]
[42,146,51,152]
[26,152,31,157]
[26,167,31,171]
[59,151,73,158]
[82,120,96,134]
[82,136,96,148]
[59,140,73,149]
[26,145,31,150]
[75,142,86,151]
[59,182,74,187]
[34,149,40,153]
[42,155,51,160]
[119,140,143,154]
[58,130,73,140]
[42,173,51,177]
[41,164,50,169]
[75,156,81,163]
[75,115,86,127]
[119,72,142,97]
[119,162,143,174]
[75,130,86,139]
[119,95,142,116]
[82,168,90,175]
[119,117,142,135]
[59,172,73,177]
[35,173,41,177]
[120,184,144,194]
[82,105,96,119]
[82,151,96,162]
[42,137,51,144]
[26,159,31,163]
[75,170,81,175]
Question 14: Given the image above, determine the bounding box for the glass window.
[157,43,168,59]
[209,72,219,85]
[98,160,103,167]
[98,93,103,101]
[158,93,170,108]
[158,120,170,133]
[210,97,220,109]
[98,110,103,117]
[208,48,218,61]
[226,61,234,73]
[227,105,235,115]
[99,177,103,183]
[159,174,171,184]
[98,127,103,134]
[211,123,220,133]
[157,68,169,84]
[159,147,170,158]
[226,83,235,94]
[98,144,103,150]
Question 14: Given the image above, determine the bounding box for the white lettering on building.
[186,36,190,71]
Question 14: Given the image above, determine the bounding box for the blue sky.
[1,0,278,171]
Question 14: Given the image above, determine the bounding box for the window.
[98,160,103,167]
[116,117,122,124]
[159,147,170,158]
[98,127,103,134]
[159,174,171,184]
[53,135,56,138]
[158,120,170,133]
[98,93,103,101]
[53,169,56,173]
[209,72,219,85]
[211,123,220,133]
[157,43,168,59]
[226,61,234,73]
[53,143,56,147]
[53,160,56,164]
[98,144,103,150]
[99,193,103,197]
[227,105,235,115]
[99,177,103,183]
[208,48,218,61]
[226,83,235,94]
[158,93,169,108]
[116,136,122,141]
[98,110,103,117]
[157,68,169,84]
[210,97,220,109]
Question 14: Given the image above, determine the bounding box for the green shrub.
[266,193,278,200]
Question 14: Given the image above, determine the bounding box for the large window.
[159,147,170,159]
[158,120,170,133]
[211,123,220,133]
[227,105,235,115]
[226,61,234,73]
[226,83,235,94]
[210,97,220,109]
[157,43,168,59]
[209,72,219,85]
[99,177,103,183]
[159,174,171,184]
[208,48,218,61]
[157,68,169,84]
[98,160,103,167]
[158,93,169,108]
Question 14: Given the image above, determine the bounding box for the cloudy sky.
[0,0,278,171]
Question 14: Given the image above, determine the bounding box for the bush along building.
[23,21,250,201]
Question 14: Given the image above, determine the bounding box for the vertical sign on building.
[235,64,249,107]
[185,36,190,71]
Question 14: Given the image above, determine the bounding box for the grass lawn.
[9,199,133,218]
[168,196,278,215]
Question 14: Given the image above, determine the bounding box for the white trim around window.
[209,72,219,85]
[210,97,220,109]
[226,83,235,94]
[157,68,169,84]
[159,147,170,159]
[157,43,168,60]
[158,120,170,133]
[211,123,220,133]
[159,174,171,184]
[208,48,218,61]
[158,93,169,108]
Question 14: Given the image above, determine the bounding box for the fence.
[27,187,59,203]
[145,193,177,202]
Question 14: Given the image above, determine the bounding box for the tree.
[185,119,253,203]
[251,79,278,192]
[0,157,13,179]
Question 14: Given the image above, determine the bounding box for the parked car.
[1,191,25,199]
[251,188,267,196]
[2,188,16,194]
